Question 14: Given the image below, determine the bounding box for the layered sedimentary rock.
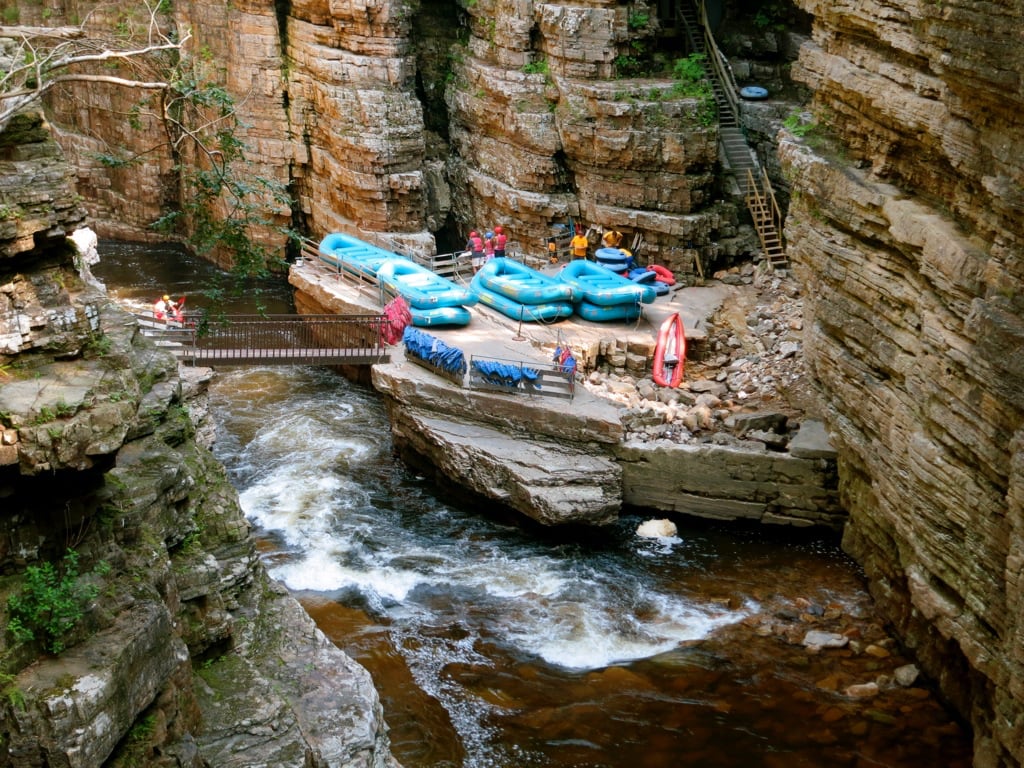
[0,115,397,768]
[782,1,1024,763]
[11,0,750,271]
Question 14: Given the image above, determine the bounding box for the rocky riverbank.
[0,116,400,767]
[291,253,843,530]
[582,260,815,449]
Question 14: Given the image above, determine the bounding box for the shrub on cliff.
[6,549,110,655]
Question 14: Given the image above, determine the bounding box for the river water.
[93,241,973,768]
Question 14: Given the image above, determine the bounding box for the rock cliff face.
[0,115,397,767]
[16,0,757,273]
[781,1,1024,764]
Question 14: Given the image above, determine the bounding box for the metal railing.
[138,313,390,366]
[746,169,784,238]
[697,0,741,124]
[467,354,575,400]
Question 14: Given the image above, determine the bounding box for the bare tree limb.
[0,26,84,39]
[0,17,191,132]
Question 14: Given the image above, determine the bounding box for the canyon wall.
[17,0,757,272]
[0,114,397,767]
[780,1,1024,765]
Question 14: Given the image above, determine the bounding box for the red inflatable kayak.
[649,264,675,285]
[652,312,686,387]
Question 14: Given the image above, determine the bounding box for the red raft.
[649,264,675,285]
[652,312,686,388]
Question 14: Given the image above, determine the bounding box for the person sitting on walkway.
[153,294,178,323]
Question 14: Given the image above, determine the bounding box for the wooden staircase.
[745,168,788,269]
[679,0,788,268]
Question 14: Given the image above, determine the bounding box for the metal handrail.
[697,0,741,122]
[191,313,386,351]
[746,169,783,228]
[137,311,390,364]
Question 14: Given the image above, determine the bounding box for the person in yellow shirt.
[571,228,589,260]
[602,228,624,249]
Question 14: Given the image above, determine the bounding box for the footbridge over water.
[135,313,391,367]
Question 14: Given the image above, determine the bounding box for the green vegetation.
[58,5,294,285]
[148,59,292,281]
[671,53,705,87]
[109,713,157,766]
[6,550,111,654]
[627,10,649,29]
[783,108,818,137]
[31,400,78,424]
[670,54,715,124]
[614,54,643,78]
[84,332,113,358]
[753,1,789,30]
[522,58,549,76]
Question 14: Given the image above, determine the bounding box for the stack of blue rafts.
[595,247,669,296]
[319,232,396,278]
[594,247,633,273]
[377,259,478,327]
[319,233,477,327]
[470,258,575,322]
[557,259,657,322]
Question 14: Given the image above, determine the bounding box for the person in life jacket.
[492,225,507,259]
[466,230,485,273]
[153,294,177,323]
[484,231,495,262]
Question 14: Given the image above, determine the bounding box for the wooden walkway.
[136,313,390,366]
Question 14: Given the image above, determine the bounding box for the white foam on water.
[272,548,425,600]
[509,594,750,670]
[446,551,569,599]
[212,365,756,675]
[240,467,355,534]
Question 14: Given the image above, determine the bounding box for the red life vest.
[494,233,507,251]
[468,234,484,253]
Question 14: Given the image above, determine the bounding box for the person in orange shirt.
[571,228,589,260]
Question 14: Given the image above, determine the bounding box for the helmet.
[163,295,170,301]
[469,230,478,237]
[494,225,503,234]
[486,232,494,239]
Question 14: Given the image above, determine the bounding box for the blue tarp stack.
[402,327,467,377]
[470,359,540,389]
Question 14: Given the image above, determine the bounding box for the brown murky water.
[295,519,971,768]
[96,241,973,768]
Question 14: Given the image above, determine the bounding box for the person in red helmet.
[465,229,484,273]
[492,225,507,259]
[153,294,179,324]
